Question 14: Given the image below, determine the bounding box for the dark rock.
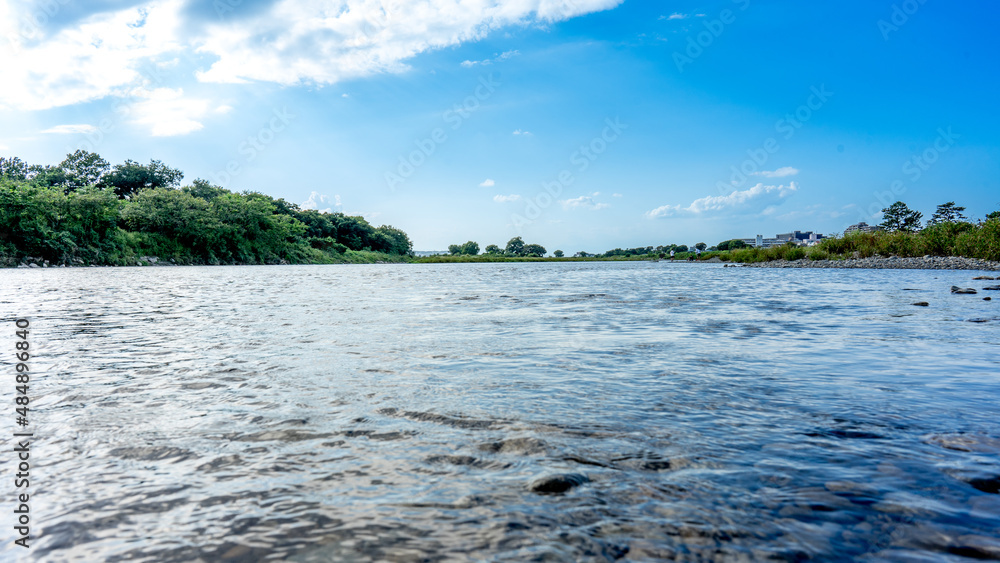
[952,286,978,294]
[529,473,588,494]
[968,476,1000,494]
[983,285,1000,291]
[985,297,993,301]
[912,302,929,306]
[973,276,996,280]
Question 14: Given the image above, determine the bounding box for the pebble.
[529,473,589,494]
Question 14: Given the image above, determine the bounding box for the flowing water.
[2,262,999,562]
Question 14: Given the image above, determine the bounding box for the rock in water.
[985,297,993,301]
[983,285,1000,291]
[529,473,588,494]
[952,286,978,294]
[973,276,996,280]
[912,302,929,306]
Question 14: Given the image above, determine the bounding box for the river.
[2,262,999,561]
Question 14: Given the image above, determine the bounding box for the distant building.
[739,231,824,248]
[844,222,880,235]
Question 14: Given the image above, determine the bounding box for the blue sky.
[2,0,998,252]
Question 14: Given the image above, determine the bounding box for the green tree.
[484,244,502,255]
[460,241,480,255]
[553,250,564,257]
[448,244,462,255]
[59,150,110,191]
[374,225,412,255]
[523,243,546,257]
[717,239,747,251]
[101,159,184,199]
[927,201,968,225]
[0,157,29,181]
[879,201,923,232]
[505,236,525,256]
[183,179,229,201]
[987,211,1000,221]
[695,242,707,251]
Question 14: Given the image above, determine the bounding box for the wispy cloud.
[479,178,495,187]
[512,129,533,136]
[41,124,98,134]
[460,50,520,67]
[613,193,623,197]
[562,195,609,210]
[494,194,520,203]
[661,13,687,20]
[646,182,799,219]
[750,166,799,178]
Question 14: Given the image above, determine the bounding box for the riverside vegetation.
[0,153,412,267]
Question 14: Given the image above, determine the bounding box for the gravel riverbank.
[734,255,1000,270]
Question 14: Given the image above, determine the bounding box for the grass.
[723,219,1000,264]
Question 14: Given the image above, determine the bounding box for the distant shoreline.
[736,255,1000,271]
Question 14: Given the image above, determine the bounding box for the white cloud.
[301,191,342,213]
[479,178,495,187]
[645,182,799,219]
[461,49,520,67]
[41,124,99,135]
[0,1,185,111]
[512,129,533,136]
[0,1,622,111]
[494,194,520,203]
[130,88,212,136]
[750,166,799,178]
[613,193,623,197]
[561,195,609,210]
[661,13,687,20]
[196,2,620,85]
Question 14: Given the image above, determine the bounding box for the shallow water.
[2,262,999,562]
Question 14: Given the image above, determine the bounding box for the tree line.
[0,152,412,267]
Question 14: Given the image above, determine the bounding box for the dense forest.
[0,152,412,267]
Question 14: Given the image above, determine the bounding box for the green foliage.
[717,239,747,251]
[986,211,1000,221]
[449,240,480,255]
[484,244,502,255]
[695,242,707,251]
[0,154,416,267]
[100,159,184,199]
[523,243,546,257]
[879,201,923,232]
[807,248,829,261]
[505,236,525,256]
[0,157,29,181]
[928,201,967,225]
[553,250,564,257]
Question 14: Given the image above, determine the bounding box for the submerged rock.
[985,297,993,301]
[983,285,1000,291]
[952,286,978,294]
[912,302,929,307]
[529,473,588,494]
